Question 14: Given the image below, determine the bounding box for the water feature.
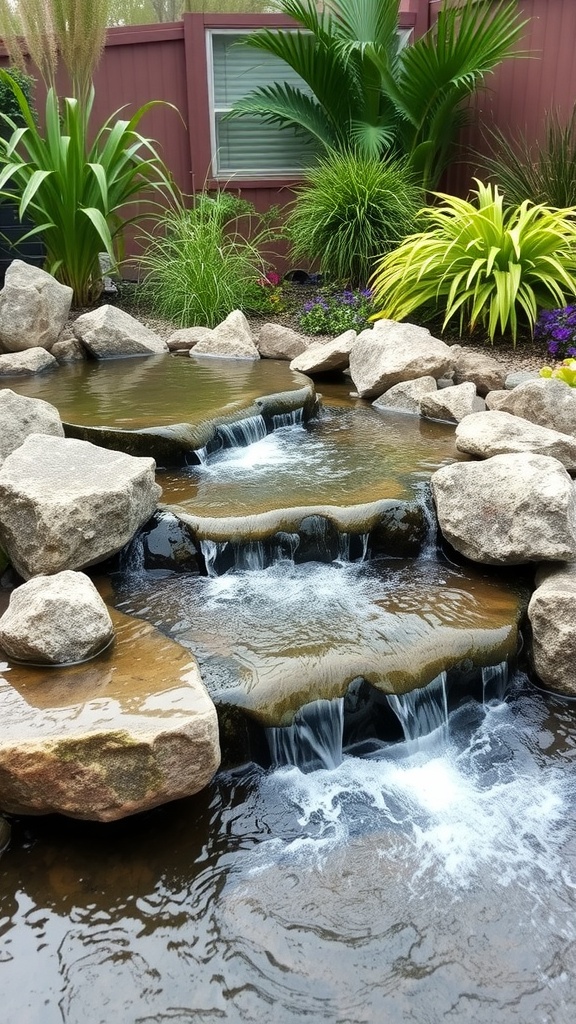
[0,366,574,1022]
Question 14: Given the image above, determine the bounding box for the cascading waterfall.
[267,697,344,772]
[199,533,300,576]
[386,672,449,752]
[482,661,509,704]
[337,532,370,563]
[271,408,304,429]
[416,482,439,561]
[195,414,269,464]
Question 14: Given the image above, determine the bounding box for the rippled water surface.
[1,680,576,1023]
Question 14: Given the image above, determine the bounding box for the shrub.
[483,108,576,208]
[298,289,373,335]
[370,181,576,346]
[534,305,576,361]
[0,67,34,130]
[0,75,177,306]
[139,192,282,328]
[540,359,576,387]
[287,152,421,288]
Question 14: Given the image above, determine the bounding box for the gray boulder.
[497,377,576,437]
[290,330,356,375]
[0,571,114,665]
[455,410,576,471]
[485,389,509,410]
[167,327,213,352]
[528,563,576,696]
[192,310,260,359]
[349,321,453,399]
[0,260,72,353]
[372,376,437,415]
[452,350,506,396]
[420,382,486,423]
[73,305,168,358]
[51,331,86,363]
[0,434,162,578]
[0,348,58,375]
[0,389,64,468]
[431,453,576,565]
[258,322,309,360]
[505,370,540,390]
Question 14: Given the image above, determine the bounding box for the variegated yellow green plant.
[540,359,576,387]
[370,181,576,345]
[0,73,178,306]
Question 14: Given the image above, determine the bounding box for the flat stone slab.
[290,331,356,375]
[455,410,576,471]
[0,602,220,820]
[0,348,58,375]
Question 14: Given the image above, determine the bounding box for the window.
[207,27,414,179]
[207,30,317,178]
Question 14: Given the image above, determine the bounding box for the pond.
[0,357,574,1023]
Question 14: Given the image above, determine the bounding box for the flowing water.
[0,371,575,1022]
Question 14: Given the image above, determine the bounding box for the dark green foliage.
[483,108,576,208]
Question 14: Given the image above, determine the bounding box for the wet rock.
[452,350,506,396]
[0,348,58,375]
[73,305,168,357]
[497,378,576,437]
[369,501,429,557]
[0,815,10,854]
[0,435,161,578]
[131,511,203,573]
[372,376,437,415]
[0,605,220,820]
[257,323,310,360]
[455,410,576,471]
[0,260,72,352]
[294,515,340,563]
[420,382,486,423]
[349,322,453,399]
[0,389,64,468]
[192,310,260,360]
[167,326,213,352]
[0,571,114,664]
[528,562,576,696]
[290,330,356,375]
[431,453,576,565]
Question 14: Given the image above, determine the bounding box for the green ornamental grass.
[370,181,576,345]
[288,152,422,287]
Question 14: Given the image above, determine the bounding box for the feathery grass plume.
[0,3,28,75]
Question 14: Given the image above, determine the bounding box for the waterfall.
[386,672,449,752]
[119,533,146,574]
[194,414,268,463]
[199,539,220,577]
[199,533,299,576]
[482,661,509,704]
[267,698,344,772]
[417,484,439,561]
[337,532,370,563]
[271,408,304,429]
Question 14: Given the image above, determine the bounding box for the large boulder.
[485,389,509,410]
[0,571,114,664]
[455,410,576,471]
[452,350,506,396]
[258,322,309,360]
[431,453,576,565]
[192,310,260,359]
[73,305,168,357]
[290,330,356,375]
[0,348,58,375]
[0,260,72,353]
[528,563,576,696]
[349,321,453,399]
[0,435,161,578]
[497,377,576,437]
[0,605,220,820]
[372,376,437,415]
[420,382,486,423]
[0,389,64,468]
[167,326,213,352]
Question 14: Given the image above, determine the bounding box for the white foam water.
[252,690,575,892]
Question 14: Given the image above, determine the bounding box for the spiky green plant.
[227,0,527,189]
[287,152,421,286]
[0,73,177,305]
[370,181,576,345]
[482,108,576,209]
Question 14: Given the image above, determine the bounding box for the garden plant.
[287,152,421,287]
[0,0,177,306]
[298,288,373,335]
[228,0,526,189]
[139,192,283,328]
[370,181,576,346]
[483,106,576,209]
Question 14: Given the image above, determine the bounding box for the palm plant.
[227,0,526,190]
[370,181,576,345]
